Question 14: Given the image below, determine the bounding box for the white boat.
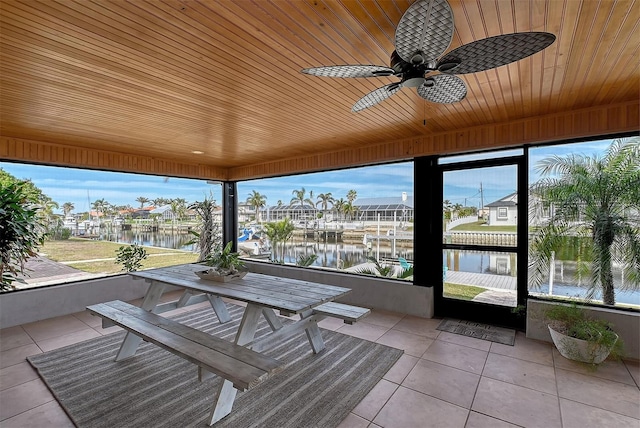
[62,216,77,228]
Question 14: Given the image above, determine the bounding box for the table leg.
[207,380,237,426]
[207,295,231,323]
[301,309,325,353]
[262,308,284,331]
[115,281,166,361]
[176,290,193,308]
[235,304,262,345]
[207,303,262,425]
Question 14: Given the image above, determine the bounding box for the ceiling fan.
[301,0,555,113]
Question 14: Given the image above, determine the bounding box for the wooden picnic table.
[121,263,358,424]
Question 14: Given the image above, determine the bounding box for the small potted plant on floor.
[545,303,623,365]
[196,241,247,282]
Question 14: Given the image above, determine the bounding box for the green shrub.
[0,181,47,290]
[115,243,148,272]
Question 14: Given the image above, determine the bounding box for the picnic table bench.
[90,264,371,425]
[88,300,283,424]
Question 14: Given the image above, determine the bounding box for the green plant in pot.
[196,241,247,282]
[545,303,623,365]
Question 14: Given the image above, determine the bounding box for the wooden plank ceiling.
[1,0,638,179]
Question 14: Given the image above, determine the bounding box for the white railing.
[445,215,477,231]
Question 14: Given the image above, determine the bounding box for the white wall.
[0,263,435,329]
[527,299,640,360]
[245,261,434,318]
[0,275,150,329]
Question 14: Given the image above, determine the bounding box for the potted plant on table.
[545,303,623,365]
[196,241,247,282]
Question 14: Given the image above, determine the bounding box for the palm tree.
[91,198,109,221]
[263,218,295,263]
[305,190,316,220]
[346,189,357,204]
[354,257,413,279]
[291,187,311,237]
[169,198,187,223]
[246,190,267,223]
[343,201,358,221]
[136,196,150,208]
[188,194,221,262]
[62,202,74,217]
[529,138,640,305]
[316,192,334,216]
[291,187,306,207]
[333,198,346,221]
[34,197,59,226]
[153,197,169,207]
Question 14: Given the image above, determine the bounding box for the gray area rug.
[436,318,516,346]
[28,304,403,427]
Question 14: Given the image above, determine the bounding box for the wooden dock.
[445,271,517,291]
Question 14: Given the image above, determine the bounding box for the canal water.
[102,229,639,306]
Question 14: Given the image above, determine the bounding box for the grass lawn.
[40,238,199,275]
[443,282,487,300]
[68,253,199,274]
[41,238,189,262]
[450,221,517,232]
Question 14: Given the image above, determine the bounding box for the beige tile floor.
[1,292,638,427]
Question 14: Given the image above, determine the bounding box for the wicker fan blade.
[395,0,454,64]
[301,65,395,78]
[417,74,467,103]
[352,83,402,112]
[437,32,556,74]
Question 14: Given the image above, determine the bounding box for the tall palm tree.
[62,202,74,217]
[346,189,357,204]
[291,187,306,209]
[246,190,267,223]
[316,192,334,213]
[291,187,309,236]
[343,201,358,221]
[136,196,150,208]
[333,198,346,221]
[169,198,187,223]
[305,190,316,220]
[152,197,169,207]
[91,198,109,221]
[529,138,640,305]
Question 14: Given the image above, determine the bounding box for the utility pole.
[479,182,484,219]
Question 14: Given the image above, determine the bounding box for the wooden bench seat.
[87,300,283,425]
[312,302,370,324]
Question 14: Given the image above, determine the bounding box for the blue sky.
[0,137,619,214]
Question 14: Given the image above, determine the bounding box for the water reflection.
[101,229,197,251]
[101,228,414,270]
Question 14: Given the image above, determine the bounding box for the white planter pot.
[548,325,617,364]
